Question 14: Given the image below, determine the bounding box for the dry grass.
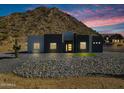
[0,73,123,89]
[0,42,27,52]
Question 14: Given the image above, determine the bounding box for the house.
[28,32,103,53]
[102,34,124,46]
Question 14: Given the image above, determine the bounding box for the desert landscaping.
[0,51,123,88]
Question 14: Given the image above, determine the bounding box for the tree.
[13,39,21,58]
[110,34,124,39]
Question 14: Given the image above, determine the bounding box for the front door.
[66,43,73,52]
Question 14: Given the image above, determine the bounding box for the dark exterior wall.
[89,35,92,52]
[75,35,89,52]
[62,32,74,42]
[73,33,77,53]
[44,34,63,53]
[28,36,44,53]
[92,36,103,52]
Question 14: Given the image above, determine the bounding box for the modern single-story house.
[28,32,103,53]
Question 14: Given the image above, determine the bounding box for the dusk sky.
[0,4,124,36]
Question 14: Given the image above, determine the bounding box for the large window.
[50,43,57,49]
[34,42,40,49]
[80,42,86,49]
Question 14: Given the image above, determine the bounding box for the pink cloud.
[83,16,124,27]
[99,30,124,36]
[95,9,102,13]
[104,6,113,11]
[64,10,86,19]
[83,9,95,15]
[95,6,113,13]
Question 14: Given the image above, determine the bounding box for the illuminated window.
[98,42,101,44]
[34,42,40,49]
[68,44,72,51]
[66,43,72,51]
[80,42,86,49]
[50,43,57,49]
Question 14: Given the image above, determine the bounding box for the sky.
[0,4,124,36]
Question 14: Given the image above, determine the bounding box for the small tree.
[111,34,124,40]
[13,39,21,58]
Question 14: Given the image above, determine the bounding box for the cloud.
[104,6,113,11]
[92,23,124,36]
[83,9,95,15]
[66,6,118,21]
[82,16,124,27]
[95,7,113,14]
[99,30,124,36]
[93,23,124,31]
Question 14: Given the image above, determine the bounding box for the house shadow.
[1,51,28,60]
[0,56,15,60]
[19,51,28,54]
[5,51,28,54]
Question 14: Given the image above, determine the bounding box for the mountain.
[0,7,98,51]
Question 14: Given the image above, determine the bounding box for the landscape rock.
[13,52,124,78]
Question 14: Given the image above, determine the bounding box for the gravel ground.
[0,53,22,72]
[4,52,122,78]
[104,46,124,52]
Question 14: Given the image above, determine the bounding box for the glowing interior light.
[50,43,57,49]
[34,42,40,49]
[80,42,86,49]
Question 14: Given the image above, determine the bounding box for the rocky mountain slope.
[0,7,98,51]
